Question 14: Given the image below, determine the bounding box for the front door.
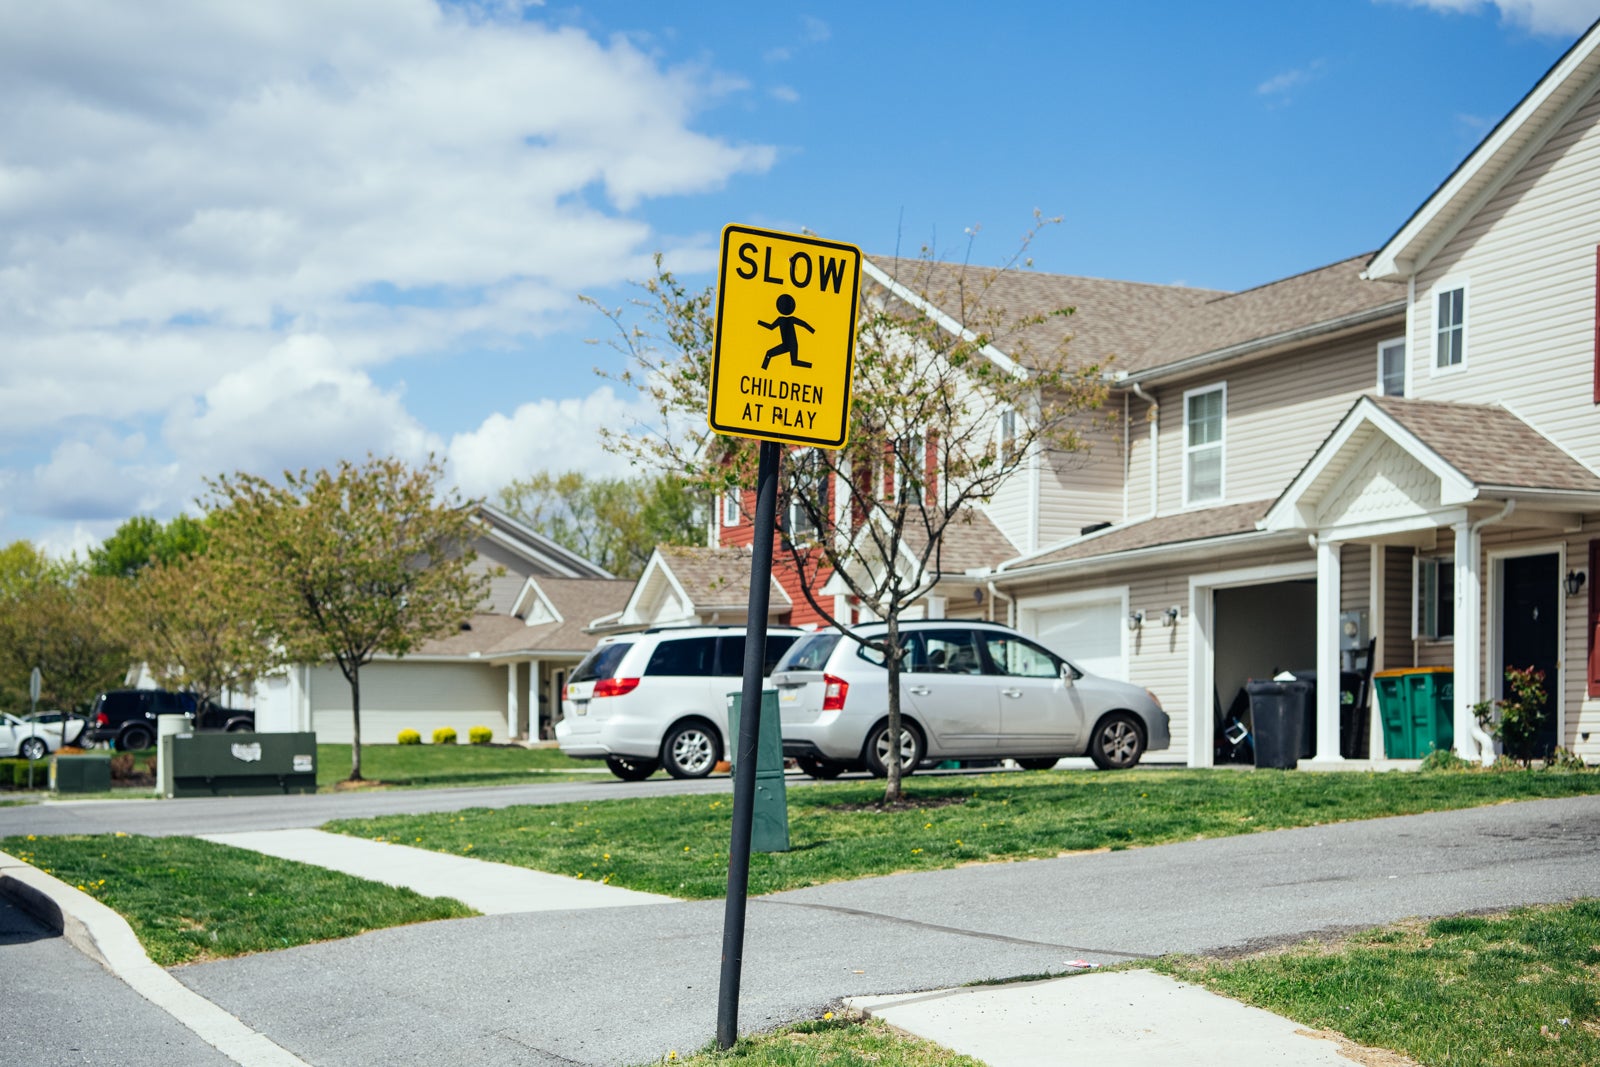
[1500,553,1560,758]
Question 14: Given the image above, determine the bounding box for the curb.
[0,849,311,1067]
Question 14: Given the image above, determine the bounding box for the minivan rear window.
[570,642,632,683]
[645,637,718,676]
[776,632,841,672]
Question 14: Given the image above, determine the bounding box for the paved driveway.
[170,794,1600,1067]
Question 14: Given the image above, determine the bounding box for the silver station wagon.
[769,620,1170,778]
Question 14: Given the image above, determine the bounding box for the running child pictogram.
[759,294,814,370]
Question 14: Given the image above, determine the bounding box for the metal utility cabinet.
[159,731,318,798]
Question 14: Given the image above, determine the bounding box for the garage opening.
[1211,580,1315,764]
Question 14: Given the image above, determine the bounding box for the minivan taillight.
[96,712,109,726]
[821,674,849,711]
[592,677,641,698]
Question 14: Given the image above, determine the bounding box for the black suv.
[86,689,255,751]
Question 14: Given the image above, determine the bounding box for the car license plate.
[779,689,798,703]
[574,701,588,716]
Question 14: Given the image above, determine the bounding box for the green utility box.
[160,732,317,798]
[1373,667,1454,759]
[727,690,789,853]
[50,754,111,794]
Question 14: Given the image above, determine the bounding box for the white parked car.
[769,620,1170,778]
[557,626,803,780]
[1,712,82,760]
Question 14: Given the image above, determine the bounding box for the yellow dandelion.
[911,848,923,854]
[576,872,585,879]
[955,840,962,846]
[26,834,36,841]
[823,1011,834,1020]
[683,845,691,852]
[603,853,611,860]
[923,822,931,829]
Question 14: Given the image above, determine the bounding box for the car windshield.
[775,631,841,672]
[570,642,632,683]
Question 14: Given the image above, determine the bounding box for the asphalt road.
[163,794,1600,1067]
[0,896,233,1067]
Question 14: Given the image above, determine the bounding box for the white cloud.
[0,0,774,542]
[445,383,659,500]
[1391,0,1600,35]
[1257,60,1327,100]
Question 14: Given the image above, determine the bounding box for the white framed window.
[721,487,740,527]
[996,407,1017,463]
[787,448,826,539]
[1413,556,1455,640]
[894,434,925,505]
[1433,278,1467,371]
[1182,383,1225,506]
[1377,337,1406,397]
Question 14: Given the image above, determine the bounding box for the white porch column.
[506,663,520,740]
[1314,538,1344,762]
[1452,522,1483,762]
[527,658,542,740]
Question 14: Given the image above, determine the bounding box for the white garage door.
[1026,599,1126,681]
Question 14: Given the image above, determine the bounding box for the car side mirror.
[1060,664,1076,687]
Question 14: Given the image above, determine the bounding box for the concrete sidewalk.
[849,970,1407,1066]
[199,828,673,913]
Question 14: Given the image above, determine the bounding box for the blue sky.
[1,0,1596,554]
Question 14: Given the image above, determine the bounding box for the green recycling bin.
[726,690,789,853]
[1373,667,1453,759]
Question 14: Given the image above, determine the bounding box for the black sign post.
[716,438,781,1050]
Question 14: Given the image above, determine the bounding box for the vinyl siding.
[1123,394,1157,520]
[983,447,1034,551]
[1383,546,1415,671]
[1149,326,1397,514]
[1036,426,1126,546]
[474,539,544,614]
[308,660,509,744]
[1410,90,1600,473]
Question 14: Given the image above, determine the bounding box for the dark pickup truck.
[85,689,255,751]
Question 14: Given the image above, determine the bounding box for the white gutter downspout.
[1458,500,1516,766]
[1127,380,1159,518]
[987,580,1016,628]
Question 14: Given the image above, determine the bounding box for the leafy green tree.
[88,514,210,578]
[595,220,1107,801]
[0,540,52,600]
[113,553,278,712]
[0,573,130,715]
[207,455,487,781]
[496,470,704,579]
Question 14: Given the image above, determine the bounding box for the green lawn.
[1,833,475,965]
[325,766,1600,899]
[316,742,602,790]
[659,1015,983,1066]
[1156,899,1600,1067]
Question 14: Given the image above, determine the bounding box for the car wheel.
[796,756,845,780]
[661,721,721,779]
[863,720,924,779]
[120,726,154,752]
[605,754,660,781]
[1089,713,1145,770]
[18,737,47,761]
[224,720,253,733]
[1013,757,1060,771]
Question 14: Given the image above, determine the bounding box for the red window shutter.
[1589,539,1600,697]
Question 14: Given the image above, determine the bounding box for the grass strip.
[651,1014,983,1066]
[325,766,1600,899]
[1153,899,1600,1067]
[1,833,475,965]
[315,742,599,789]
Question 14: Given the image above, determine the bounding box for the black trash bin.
[1246,678,1314,769]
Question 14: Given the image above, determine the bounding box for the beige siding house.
[255,505,629,744]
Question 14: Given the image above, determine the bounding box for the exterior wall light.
[1565,570,1586,597]
[1127,610,1144,631]
[1163,605,1181,627]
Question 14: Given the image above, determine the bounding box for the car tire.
[661,720,721,779]
[1089,713,1145,770]
[18,737,47,761]
[863,719,924,779]
[120,726,154,752]
[796,756,845,780]
[224,720,253,733]
[1013,757,1060,771]
[605,754,660,781]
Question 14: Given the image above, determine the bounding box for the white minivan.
[557,625,803,780]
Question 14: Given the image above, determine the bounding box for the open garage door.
[1023,596,1127,681]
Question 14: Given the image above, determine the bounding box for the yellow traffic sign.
[709,224,860,449]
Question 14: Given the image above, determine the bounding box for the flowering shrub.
[468,726,492,745]
[396,729,422,746]
[432,727,458,746]
[1473,665,1548,766]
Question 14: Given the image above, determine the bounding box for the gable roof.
[1125,255,1405,381]
[1366,21,1600,280]
[1262,395,1600,532]
[413,576,633,659]
[471,504,615,579]
[997,499,1276,575]
[897,507,1021,575]
[865,254,1226,376]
